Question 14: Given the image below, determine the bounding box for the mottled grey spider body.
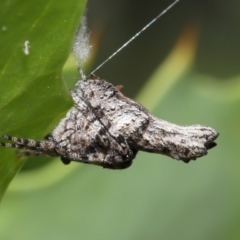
[0,74,219,169]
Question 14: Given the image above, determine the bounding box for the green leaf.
[0,0,87,200]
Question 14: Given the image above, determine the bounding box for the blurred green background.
[1,0,240,239]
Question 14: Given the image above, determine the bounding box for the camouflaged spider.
[0,71,219,169]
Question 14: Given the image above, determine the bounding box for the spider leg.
[0,134,58,157]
